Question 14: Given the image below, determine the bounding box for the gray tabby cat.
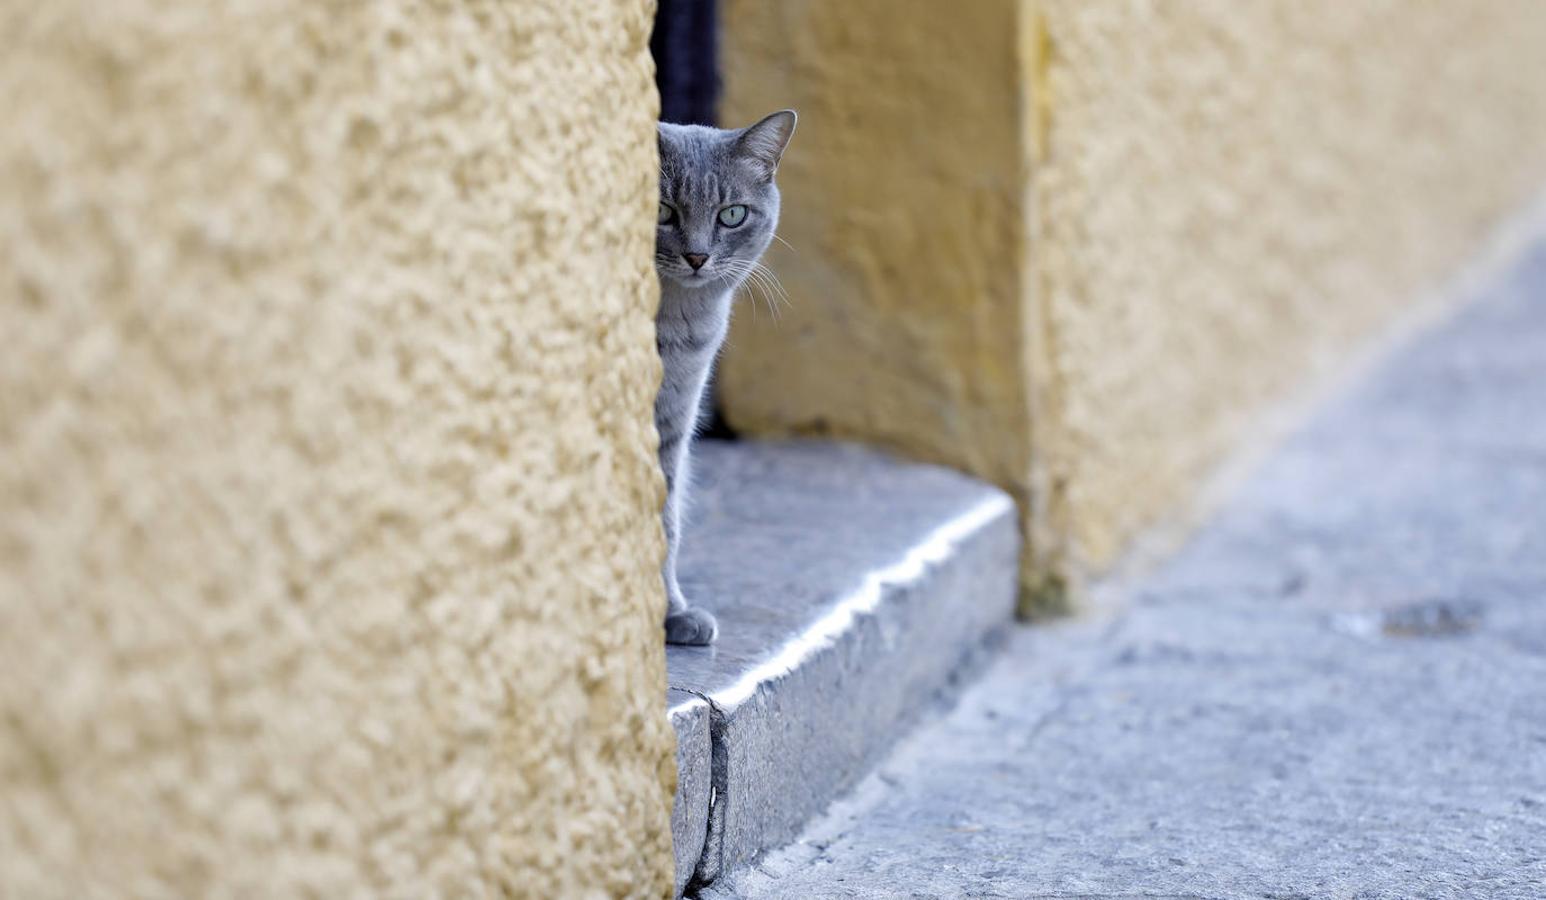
[654,110,797,645]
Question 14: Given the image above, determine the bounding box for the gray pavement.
[668,441,1017,890]
[700,247,1546,900]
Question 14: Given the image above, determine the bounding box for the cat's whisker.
[745,271,781,323]
[758,280,782,322]
[737,268,779,323]
[748,267,786,323]
[712,268,756,320]
[717,260,767,319]
[762,267,791,306]
[748,262,792,313]
[728,261,790,323]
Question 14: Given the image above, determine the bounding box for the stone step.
[664,440,1019,895]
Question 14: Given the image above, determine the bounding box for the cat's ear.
[735,110,797,181]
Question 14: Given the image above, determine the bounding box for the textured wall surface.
[720,0,1546,601]
[1029,1,1546,568]
[0,2,675,898]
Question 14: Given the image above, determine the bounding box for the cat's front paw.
[664,607,718,646]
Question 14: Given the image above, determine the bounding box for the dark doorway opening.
[651,0,720,127]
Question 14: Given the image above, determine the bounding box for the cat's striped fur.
[654,111,796,644]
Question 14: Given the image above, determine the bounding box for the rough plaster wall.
[0,2,674,898]
[720,1,1546,600]
[716,0,1045,591]
[1032,1,1546,567]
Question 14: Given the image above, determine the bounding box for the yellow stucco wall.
[720,1,1546,605]
[1,2,675,897]
[1029,1,1546,570]
[717,0,1053,598]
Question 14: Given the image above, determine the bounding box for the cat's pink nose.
[683,253,708,271]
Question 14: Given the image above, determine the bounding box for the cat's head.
[656,110,796,289]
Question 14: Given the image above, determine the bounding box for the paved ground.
[701,247,1546,900]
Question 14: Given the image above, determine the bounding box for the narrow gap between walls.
[651,0,739,441]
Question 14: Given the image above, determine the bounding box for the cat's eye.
[717,205,748,228]
[658,203,675,225]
